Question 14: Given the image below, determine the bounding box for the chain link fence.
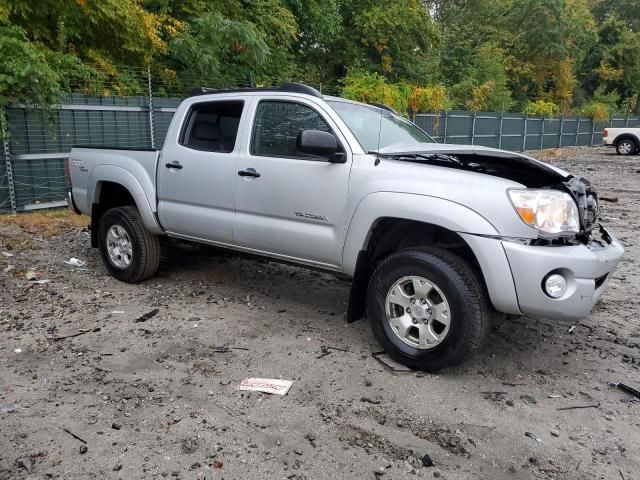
[0,68,638,213]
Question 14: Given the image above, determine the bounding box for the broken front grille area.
[564,176,599,240]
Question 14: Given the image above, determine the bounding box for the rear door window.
[181,101,244,153]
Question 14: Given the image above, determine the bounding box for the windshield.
[327,100,434,152]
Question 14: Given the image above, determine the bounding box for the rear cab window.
[180,101,244,153]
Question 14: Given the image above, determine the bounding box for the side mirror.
[297,130,343,162]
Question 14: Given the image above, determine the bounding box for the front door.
[157,99,246,243]
[234,97,352,267]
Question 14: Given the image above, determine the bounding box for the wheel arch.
[343,193,519,322]
[613,133,640,147]
[90,167,162,246]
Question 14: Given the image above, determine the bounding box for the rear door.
[233,96,352,267]
[157,99,246,243]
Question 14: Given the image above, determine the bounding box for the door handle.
[165,161,183,170]
[238,168,261,178]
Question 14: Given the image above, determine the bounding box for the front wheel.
[366,247,489,372]
[97,206,161,283]
[616,139,637,156]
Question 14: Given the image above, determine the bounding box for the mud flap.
[346,250,370,323]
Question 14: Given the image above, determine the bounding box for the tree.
[3,0,164,69]
[168,13,271,89]
[284,0,343,87]
[581,16,640,112]
[339,0,440,83]
[504,0,596,111]
[452,43,513,111]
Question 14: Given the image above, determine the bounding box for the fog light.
[544,274,567,298]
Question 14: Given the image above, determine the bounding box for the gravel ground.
[0,146,638,480]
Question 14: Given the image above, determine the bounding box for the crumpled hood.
[374,142,571,187]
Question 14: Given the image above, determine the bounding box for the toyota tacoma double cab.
[67,83,624,371]
[603,126,640,155]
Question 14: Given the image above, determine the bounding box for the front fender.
[90,165,162,234]
[342,192,499,275]
[341,192,522,316]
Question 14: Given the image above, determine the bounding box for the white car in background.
[603,127,640,155]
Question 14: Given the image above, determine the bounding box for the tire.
[615,138,637,156]
[366,247,489,372]
[97,206,161,283]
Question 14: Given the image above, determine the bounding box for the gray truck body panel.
[69,91,624,322]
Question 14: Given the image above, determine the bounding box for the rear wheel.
[97,206,161,283]
[366,247,488,372]
[616,139,637,156]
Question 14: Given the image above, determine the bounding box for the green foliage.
[580,84,620,121]
[451,43,513,111]
[0,0,639,115]
[408,85,451,115]
[0,25,63,107]
[169,12,271,89]
[523,100,560,117]
[340,70,410,113]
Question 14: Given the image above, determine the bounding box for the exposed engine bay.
[380,152,599,244]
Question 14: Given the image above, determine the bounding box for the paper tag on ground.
[237,378,293,396]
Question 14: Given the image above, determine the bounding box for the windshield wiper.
[375,152,464,166]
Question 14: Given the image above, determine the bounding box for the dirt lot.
[0,146,638,480]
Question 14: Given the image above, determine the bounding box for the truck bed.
[68,146,160,217]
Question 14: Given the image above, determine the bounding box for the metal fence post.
[471,112,477,145]
[575,116,581,146]
[522,113,528,151]
[539,117,545,150]
[147,65,156,150]
[625,111,630,127]
[443,111,448,143]
[558,115,564,148]
[1,112,17,214]
[498,111,504,149]
[590,119,595,146]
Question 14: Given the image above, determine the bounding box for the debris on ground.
[568,325,576,334]
[0,403,24,413]
[15,455,35,473]
[237,378,294,395]
[62,428,87,444]
[371,351,413,372]
[557,402,601,411]
[599,196,619,203]
[608,382,640,400]
[64,257,86,267]
[525,432,543,443]
[25,269,37,280]
[421,454,434,467]
[51,328,98,341]
[134,308,160,323]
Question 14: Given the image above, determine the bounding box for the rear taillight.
[65,158,71,186]
[603,129,608,138]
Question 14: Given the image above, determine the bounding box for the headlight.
[508,189,579,236]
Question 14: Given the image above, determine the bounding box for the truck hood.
[374,142,570,187]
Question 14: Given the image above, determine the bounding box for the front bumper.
[502,226,624,321]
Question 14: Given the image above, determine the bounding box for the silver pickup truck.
[68,83,624,371]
